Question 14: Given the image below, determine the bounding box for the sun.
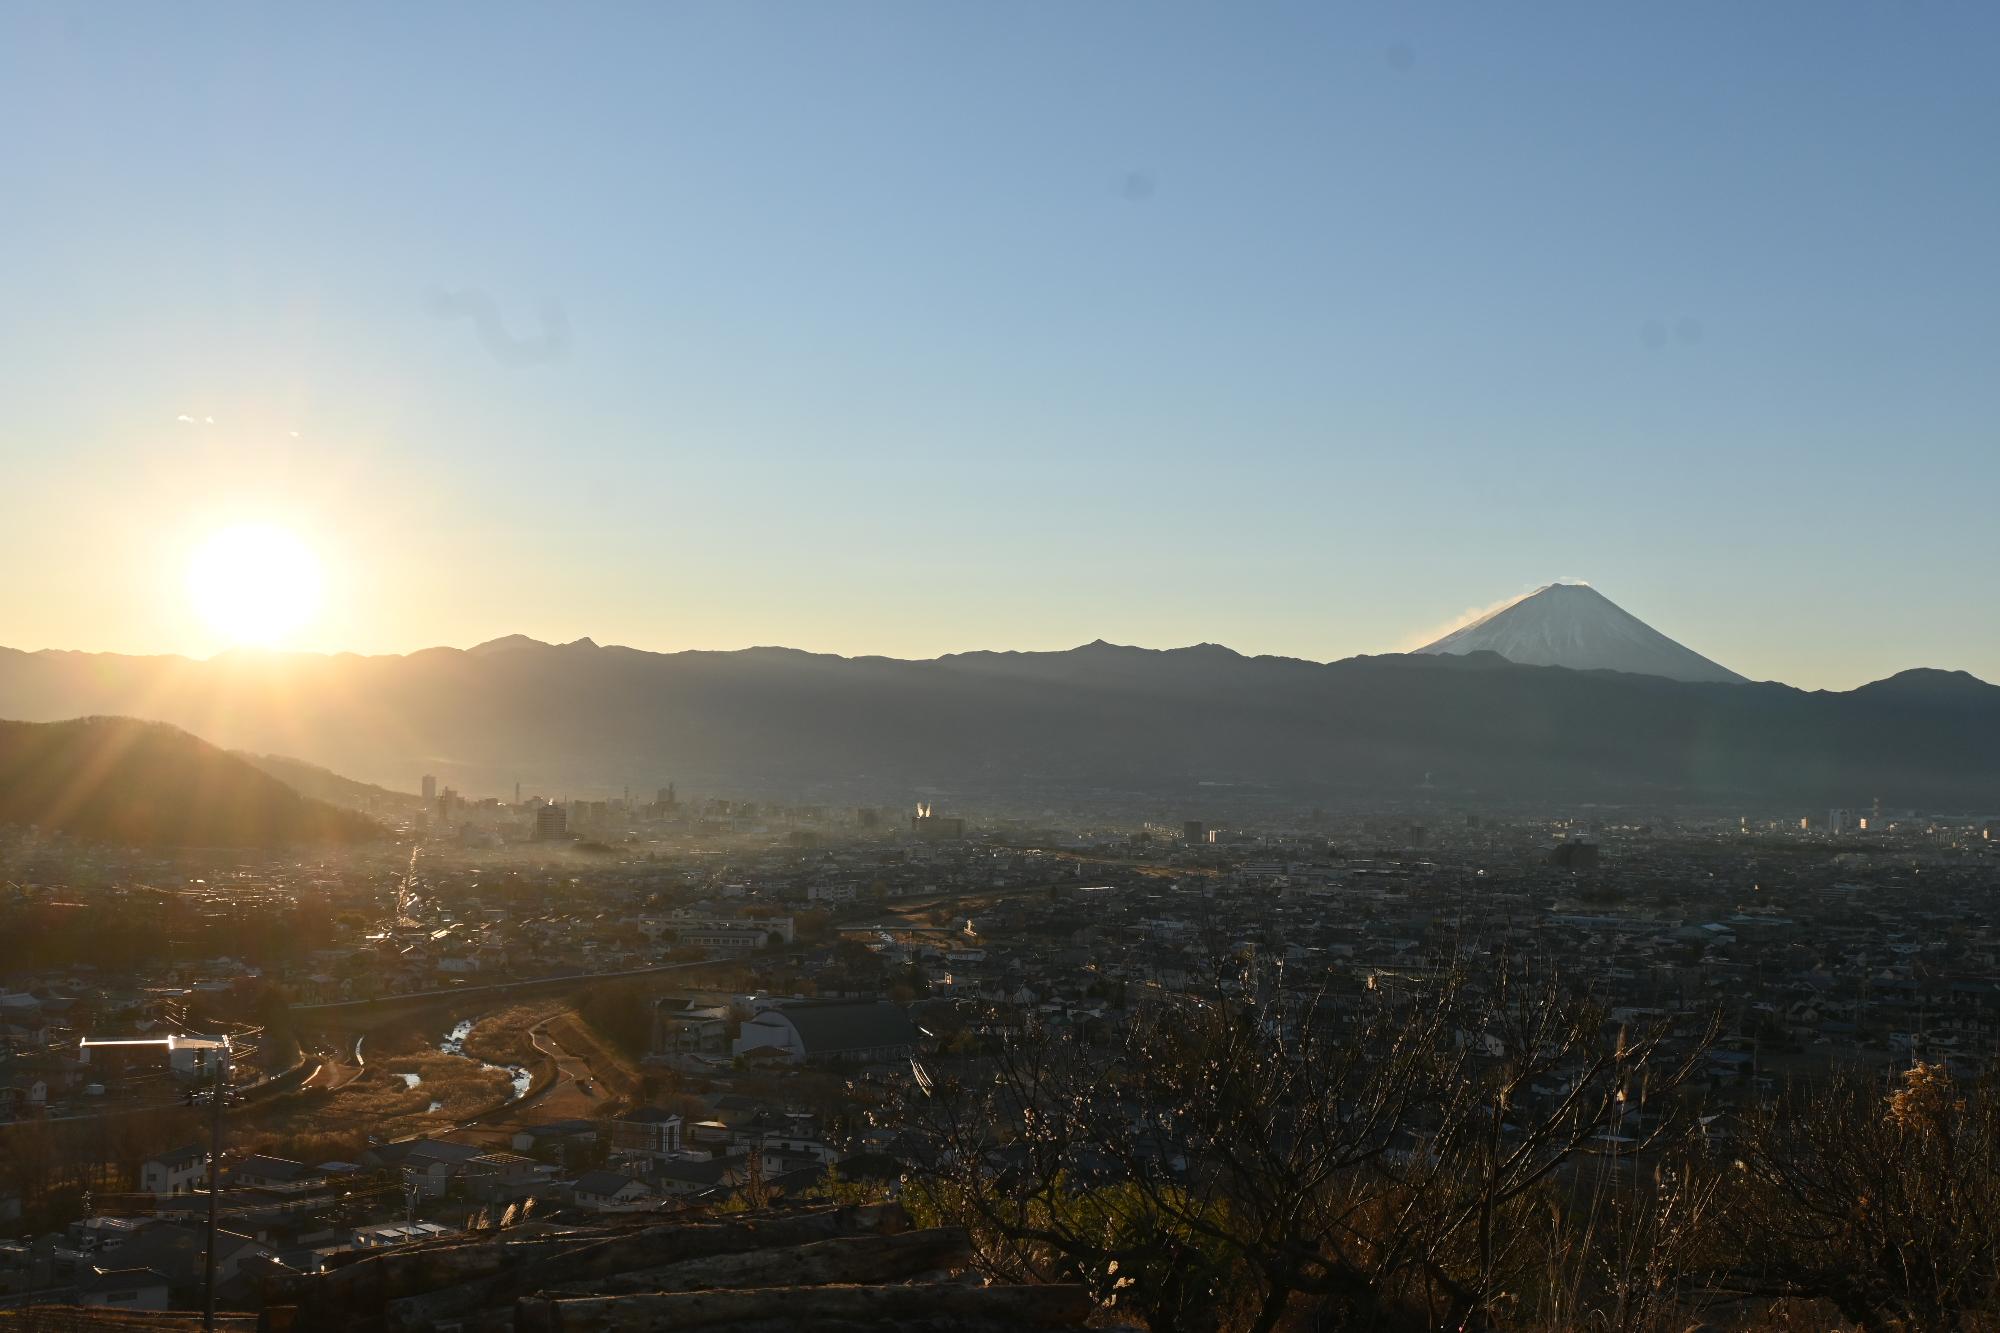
[187,523,324,648]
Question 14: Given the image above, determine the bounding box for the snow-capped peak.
[1414,583,1745,684]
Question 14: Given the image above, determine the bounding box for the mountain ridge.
[1,636,1995,810]
[6,632,1982,694]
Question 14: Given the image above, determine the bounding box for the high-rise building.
[912,802,965,840]
[1547,842,1600,870]
[1183,820,1207,845]
[535,803,568,841]
[422,775,437,804]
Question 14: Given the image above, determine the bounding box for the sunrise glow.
[186,523,323,648]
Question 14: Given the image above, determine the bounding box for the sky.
[3,3,1998,690]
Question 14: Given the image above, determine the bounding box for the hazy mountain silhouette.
[237,751,425,813]
[1,639,1997,809]
[0,717,386,847]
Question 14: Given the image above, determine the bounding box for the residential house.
[511,1119,599,1159]
[79,1266,170,1311]
[463,1153,547,1205]
[649,1156,739,1198]
[352,1222,454,1250]
[139,1145,208,1196]
[364,1138,485,1200]
[571,1170,659,1212]
[97,1224,274,1289]
[608,1107,684,1161]
[230,1155,327,1194]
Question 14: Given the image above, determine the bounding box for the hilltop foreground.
[0,716,385,847]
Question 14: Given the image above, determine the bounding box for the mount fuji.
[1415,583,1747,684]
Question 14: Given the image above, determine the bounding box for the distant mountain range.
[2,634,1998,812]
[0,717,385,846]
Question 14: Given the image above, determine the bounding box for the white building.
[140,1146,208,1196]
[731,1001,917,1065]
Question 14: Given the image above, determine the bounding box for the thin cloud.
[1395,584,1555,652]
[175,414,196,424]
[428,289,570,367]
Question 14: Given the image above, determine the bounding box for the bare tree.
[1729,1061,2000,1331]
[909,957,1718,1332]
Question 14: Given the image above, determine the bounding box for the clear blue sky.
[4,3,1997,688]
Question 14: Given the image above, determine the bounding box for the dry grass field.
[239,1023,513,1143]
[458,1000,562,1071]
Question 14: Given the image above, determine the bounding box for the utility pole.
[78,1032,233,1333]
[203,1040,231,1333]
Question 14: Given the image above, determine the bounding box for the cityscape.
[5,764,2000,1328]
[9,4,2000,1330]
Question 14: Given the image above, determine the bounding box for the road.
[511,1022,597,1116]
[396,844,420,923]
[454,1018,604,1145]
[302,1035,366,1091]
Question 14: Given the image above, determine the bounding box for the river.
[440,1019,533,1099]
